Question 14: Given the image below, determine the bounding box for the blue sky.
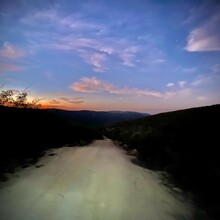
[0,0,219,113]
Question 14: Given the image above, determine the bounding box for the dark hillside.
[0,106,102,178]
[49,109,148,128]
[104,104,220,220]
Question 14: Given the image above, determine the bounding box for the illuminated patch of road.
[0,139,198,220]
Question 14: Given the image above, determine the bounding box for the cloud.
[0,42,25,59]
[53,37,97,50]
[60,97,84,104]
[197,96,208,101]
[35,35,110,72]
[166,81,186,89]
[21,7,143,71]
[182,67,197,73]
[51,36,141,71]
[79,51,107,72]
[45,97,84,108]
[192,73,220,87]
[166,82,175,88]
[0,63,25,73]
[153,59,165,63]
[178,81,186,88]
[71,77,195,101]
[21,9,57,24]
[71,77,112,93]
[165,81,192,99]
[212,64,220,74]
[22,8,104,32]
[50,99,60,104]
[20,7,166,72]
[43,71,54,80]
[185,13,220,51]
[71,77,163,98]
[191,66,220,99]
[166,88,192,99]
[192,75,206,86]
[119,46,139,67]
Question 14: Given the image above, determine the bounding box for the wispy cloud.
[185,13,220,52]
[166,88,192,99]
[153,59,165,63]
[191,75,206,86]
[182,67,197,73]
[191,65,220,102]
[50,99,60,104]
[60,97,84,104]
[119,46,139,67]
[49,35,141,71]
[21,8,104,32]
[71,77,164,98]
[212,64,220,74]
[71,77,112,93]
[20,7,165,71]
[178,81,186,88]
[71,77,195,101]
[0,63,25,73]
[48,97,84,107]
[192,73,220,87]
[0,42,25,59]
[43,71,54,80]
[197,96,208,101]
[79,51,107,72]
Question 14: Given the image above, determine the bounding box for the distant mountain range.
[48,109,149,128]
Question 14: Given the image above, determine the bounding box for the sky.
[0,0,220,114]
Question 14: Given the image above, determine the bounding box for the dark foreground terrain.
[0,106,146,179]
[0,140,204,220]
[1,104,219,219]
[104,104,220,220]
[0,106,102,178]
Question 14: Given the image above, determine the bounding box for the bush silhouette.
[0,89,41,109]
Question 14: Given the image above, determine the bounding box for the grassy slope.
[0,106,102,177]
[104,104,220,219]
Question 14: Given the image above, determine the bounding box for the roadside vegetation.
[0,89,145,181]
[104,104,220,220]
[0,90,102,180]
[0,89,41,109]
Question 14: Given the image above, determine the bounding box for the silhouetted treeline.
[0,106,102,177]
[104,104,220,220]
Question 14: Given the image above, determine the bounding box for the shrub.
[0,89,41,109]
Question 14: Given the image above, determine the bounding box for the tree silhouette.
[0,89,41,109]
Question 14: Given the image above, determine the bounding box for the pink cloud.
[0,42,25,59]
[0,63,25,74]
[60,97,84,104]
[50,99,60,104]
[72,77,112,93]
[71,77,163,98]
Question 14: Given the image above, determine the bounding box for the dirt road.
[0,139,196,220]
